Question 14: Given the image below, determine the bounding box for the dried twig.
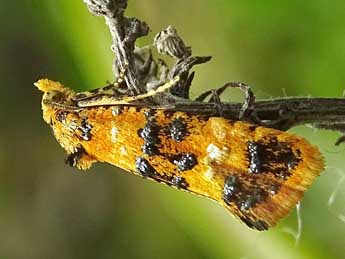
[83,0,345,143]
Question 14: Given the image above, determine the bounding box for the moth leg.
[226,82,255,120]
[77,76,180,107]
[65,146,96,170]
[195,82,256,120]
[209,89,225,117]
[194,84,229,102]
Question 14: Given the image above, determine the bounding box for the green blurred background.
[1,1,345,258]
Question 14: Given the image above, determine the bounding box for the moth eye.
[45,90,64,102]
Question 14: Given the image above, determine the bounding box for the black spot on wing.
[248,142,263,174]
[171,176,189,189]
[141,142,160,156]
[239,188,267,212]
[170,153,197,171]
[138,119,160,145]
[223,175,240,204]
[138,116,161,157]
[135,157,189,190]
[169,117,188,142]
[247,138,301,179]
[222,175,270,212]
[135,157,156,177]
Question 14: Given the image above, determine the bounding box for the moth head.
[35,79,75,124]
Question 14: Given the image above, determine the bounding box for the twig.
[83,0,345,143]
[167,98,345,131]
[84,0,149,95]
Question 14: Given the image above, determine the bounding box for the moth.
[35,77,324,231]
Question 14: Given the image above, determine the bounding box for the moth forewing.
[36,79,324,230]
